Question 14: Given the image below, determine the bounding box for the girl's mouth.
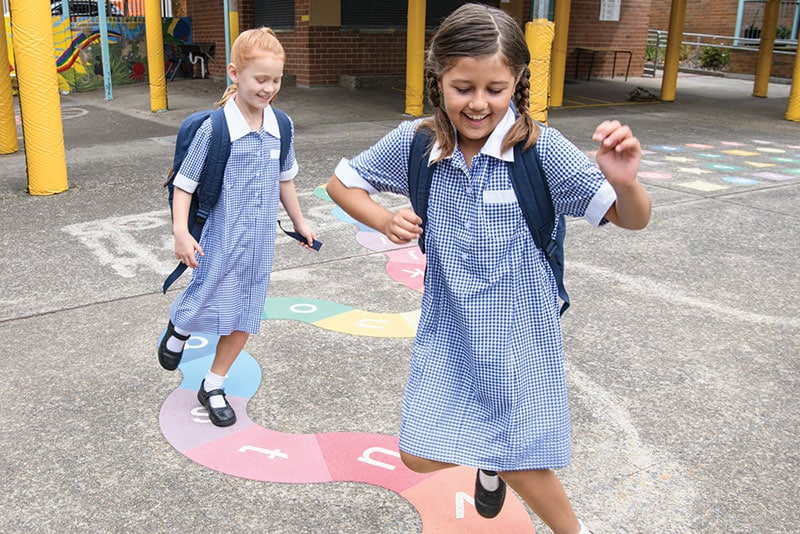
[464,112,488,124]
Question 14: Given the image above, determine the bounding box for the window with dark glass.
[254,0,295,31]
[341,0,499,30]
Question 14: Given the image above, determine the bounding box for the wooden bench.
[574,47,632,81]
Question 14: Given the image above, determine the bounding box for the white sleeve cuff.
[173,173,198,194]
[280,160,299,182]
[584,181,616,227]
[334,158,379,195]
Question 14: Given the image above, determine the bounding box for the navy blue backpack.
[162,106,291,293]
[408,126,569,315]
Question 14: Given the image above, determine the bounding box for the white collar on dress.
[427,107,517,166]
[223,97,281,142]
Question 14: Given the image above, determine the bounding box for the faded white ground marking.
[62,210,175,277]
[567,365,698,531]
[571,261,798,327]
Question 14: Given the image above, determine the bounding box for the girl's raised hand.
[383,208,423,245]
[592,120,642,187]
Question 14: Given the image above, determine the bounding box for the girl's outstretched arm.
[279,180,316,247]
[592,120,652,230]
[326,176,422,245]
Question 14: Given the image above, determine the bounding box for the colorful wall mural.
[5,14,192,93]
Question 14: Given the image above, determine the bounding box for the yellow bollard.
[526,19,555,125]
[404,0,425,117]
[786,44,800,121]
[0,9,18,155]
[9,0,68,194]
[145,0,168,112]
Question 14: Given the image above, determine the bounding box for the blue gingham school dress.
[169,98,298,336]
[334,109,616,471]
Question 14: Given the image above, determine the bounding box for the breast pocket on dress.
[482,189,525,243]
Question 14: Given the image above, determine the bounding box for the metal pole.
[785,41,800,120]
[97,0,113,100]
[660,0,687,102]
[733,0,744,46]
[753,0,780,97]
[224,0,231,85]
[549,0,570,107]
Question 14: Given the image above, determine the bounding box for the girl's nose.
[469,93,487,109]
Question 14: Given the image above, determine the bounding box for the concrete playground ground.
[0,72,798,533]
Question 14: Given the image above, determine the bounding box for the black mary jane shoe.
[197,380,237,427]
[158,320,190,371]
[474,469,506,519]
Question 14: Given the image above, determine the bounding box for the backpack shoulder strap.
[162,108,229,294]
[408,126,434,254]
[272,107,292,171]
[194,107,231,232]
[510,142,570,315]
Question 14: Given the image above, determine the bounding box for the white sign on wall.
[600,0,621,21]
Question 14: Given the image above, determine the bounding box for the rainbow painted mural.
[5,14,192,93]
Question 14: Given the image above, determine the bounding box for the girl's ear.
[227,63,238,83]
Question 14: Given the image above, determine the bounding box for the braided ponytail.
[422,4,540,160]
[504,66,539,152]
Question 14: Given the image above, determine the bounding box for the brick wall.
[649,0,739,36]
[189,0,653,86]
[568,0,650,79]
[729,48,797,79]
[186,0,228,78]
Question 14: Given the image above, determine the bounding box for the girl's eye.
[455,87,470,94]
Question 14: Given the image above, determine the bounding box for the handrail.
[644,28,798,77]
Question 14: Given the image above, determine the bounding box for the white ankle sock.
[479,469,500,491]
[203,371,227,409]
[165,324,190,353]
[578,519,592,534]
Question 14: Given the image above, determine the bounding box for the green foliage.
[776,25,791,40]
[700,46,730,69]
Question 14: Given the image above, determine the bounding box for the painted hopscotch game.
[158,138,799,532]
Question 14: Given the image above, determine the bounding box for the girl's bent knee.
[399,451,454,473]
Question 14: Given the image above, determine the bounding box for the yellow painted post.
[229,0,240,47]
[660,0,687,102]
[549,0,570,108]
[526,19,555,124]
[0,9,18,154]
[786,44,800,121]
[753,0,780,98]
[9,0,68,194]
[404,0,425,117]
[145,0,168,112]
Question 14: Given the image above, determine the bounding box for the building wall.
[649,0,739,35]
[567,0,650,80]
[189,0,652,87]
[730,48,796,78]
[186,0,228,78]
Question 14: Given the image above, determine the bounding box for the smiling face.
[438,53,518,157]
[228,52,284,119]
